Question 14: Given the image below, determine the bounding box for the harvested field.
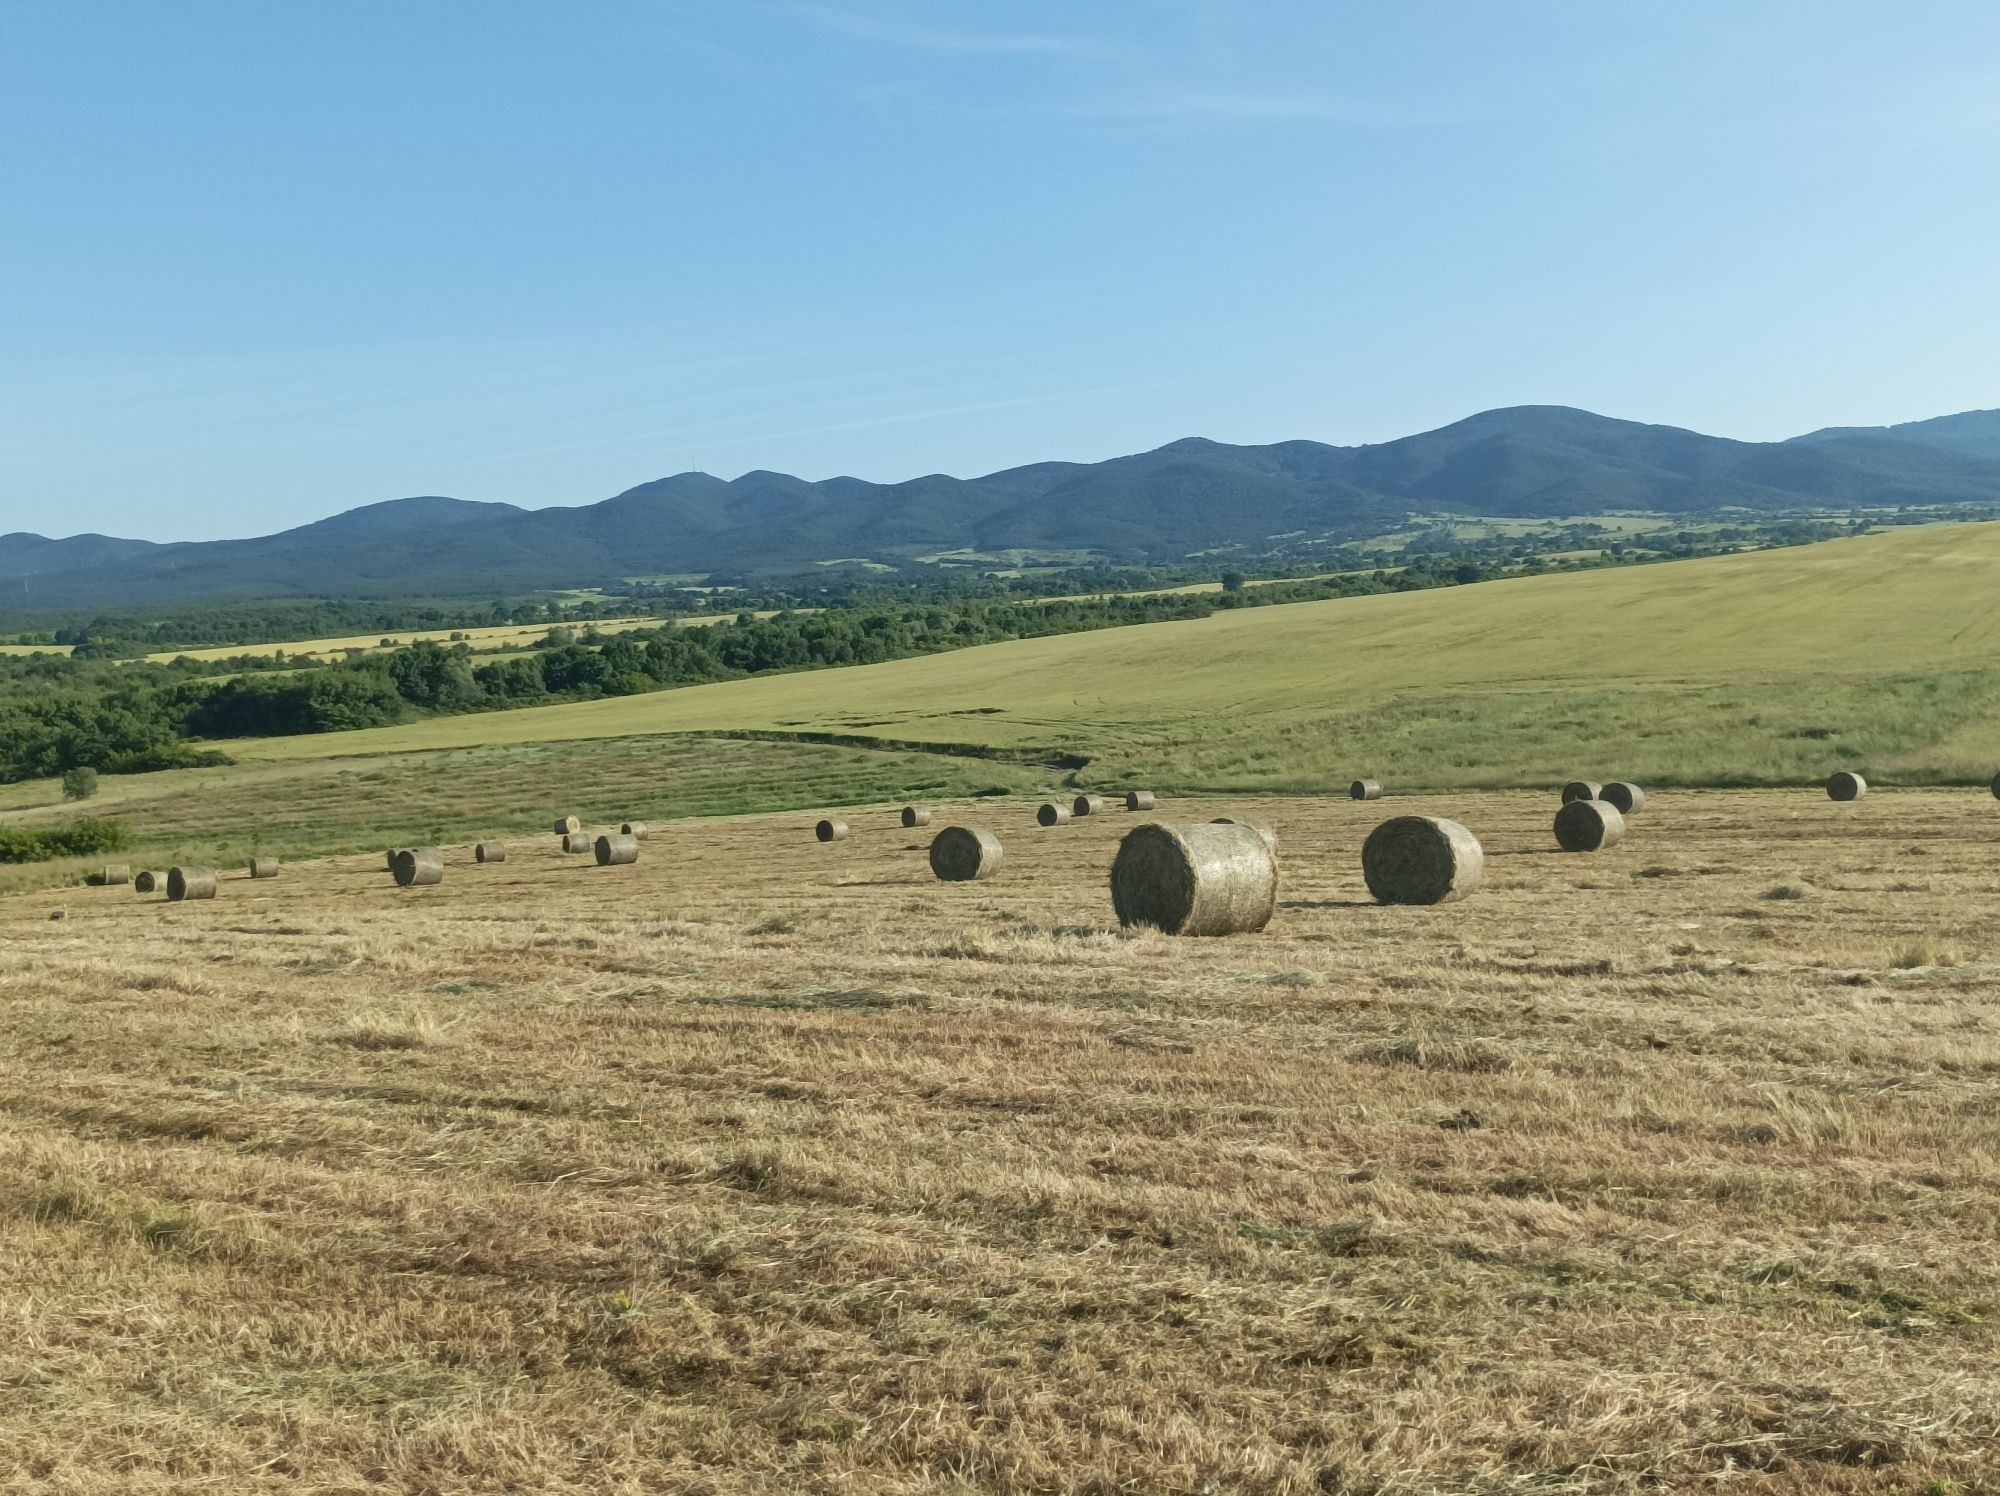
[3,788,1998,1491]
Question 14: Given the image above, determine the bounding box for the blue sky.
[4,1,1998,541]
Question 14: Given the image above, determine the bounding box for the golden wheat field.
[4,788,1999,1493]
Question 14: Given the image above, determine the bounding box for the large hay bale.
[1112,821,1278,936]
[553,815,580,835]
[1361,816,1484,905]
[901,806,933,828]
[1554,798,1625,852]
[1828,771,1868,802]
[1072,793,1106,818]
[1125,791,1157,811]
[815,817,849,843]
[1560,781,1602,804]
[594,832,640,866]
[385,849,404,871]
[1991,771,2000,801]
[133,871,159,894]
[1350,779,1382,801]
[475,841,506,863]
[1600,782,1646,815]
[101,863,131,887]
[1210,815,1277,852]
[929,825,1003,881]
[393,847,444,887]
[561,830,590,854]
[1036,801,1072,827]
[621,821,649,841]
[166,866,218,902]
[249,857,280,879]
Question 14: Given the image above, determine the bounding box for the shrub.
[61,766,99,801]
[0,816,134,864]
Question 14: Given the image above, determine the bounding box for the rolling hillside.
[10,403,2000,607]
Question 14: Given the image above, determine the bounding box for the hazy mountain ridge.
[8,403,2000,609]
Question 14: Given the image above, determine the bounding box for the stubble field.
[3,787,1997,1492]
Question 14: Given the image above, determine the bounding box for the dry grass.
[3,788,1998,1492]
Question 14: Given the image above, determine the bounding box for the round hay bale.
[1554,798,1625,852]
[1125,791,1157,811]
[1072,793,1106,818]
[621,821,649,841]
[1361,816,1484,905]
[249,857,280,879]
[133,871,159,893]
[1828,771,1868,802]
[101,863,131,887]
[474,841,506,863]
[166,866,218,902]
[1036,801,1072,827]
[392,847,443,887]
[1991,771,2000,801]
[901,806,933,828]
[49,908,66,921]
[1560,781,1602,804]
[561,831,590,854]
[815,817,849,843]
[385,848,408,871]
[1599,782,1646,815]
[1111,821,1278,937]
[1350,779,1382,801]
[553,815,580,836]
[594,832,640,866]
[1210,815,1277,852]
[929,825,1003,882]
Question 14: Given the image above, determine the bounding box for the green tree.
[61,766,99,800]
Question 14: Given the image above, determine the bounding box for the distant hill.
[9,404,2000,609]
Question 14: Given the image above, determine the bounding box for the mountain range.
[8,404,2000,610]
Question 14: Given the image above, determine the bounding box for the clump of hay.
[561,831,590,854]
[1111,821,1278,936]
[1560,780,1602,804]
[901,806,933,828]
[594,832,640,866]
[1210,815,1277,852]
[553,815,581,835]
[133,871,159,894]
[1125,791,1157,811]
[930,825,1003,881]
[249,857,280,879]
[166,866,218,902]
[1600,782,1646,814]
[393,848,444,887]
[815,817,849,843]
[1036,802,1072,827]
[621,821,650,841]
[474,841,506,863]
[102,864,131,887]
[1350,779,1382,801]
[1361,816,1484,905]
[1828,771,1868,802]
[1554,798,1625,852]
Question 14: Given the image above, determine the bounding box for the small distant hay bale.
[393,847,444,887]
[1599,782,1646,815]
[901,806,933,828]
[1072,793,1106,817]
[1828,771,1868,802]
[1125,791,1157,811]
[49,908,66,921]
[595,832,640,866]
[249,857,280,879]
[1111,821,1278,937]
[474,841,506,863]
[815,817,849,843]
[166,866,218,902]
[1036,801,1072,827]
[1554,798,1625,852]
[1210,815,1277,852]
[621,821,649,840]
[930,825,1003,881]
[1362,816,1484,905]
[553,815,581,835]
[1560,781,1602,804]
[1350,779,1382,801]
[133,871,159,893]
[561,831,590,854]
[101,863,131,887]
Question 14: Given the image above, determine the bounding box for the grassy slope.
[220,521,2000,789]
